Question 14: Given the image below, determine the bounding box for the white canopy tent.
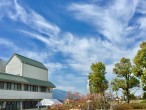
[36,99,62,106]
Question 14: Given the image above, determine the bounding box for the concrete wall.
[6,56,22,76]
[22,63,48,81]
[0,89,52,99]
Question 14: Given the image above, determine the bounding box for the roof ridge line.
[15,53,44,64]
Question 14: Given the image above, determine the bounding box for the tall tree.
[89,62,108,95]
[112,58,139,103]
[133,42,146,93]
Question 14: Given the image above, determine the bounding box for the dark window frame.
[14,83,21,91]
[0,81,4,89]
[32,85,38,92]
[24,84,29,91]
[40,86,46,92]
[6,82,11,90]
[22,101,37,109]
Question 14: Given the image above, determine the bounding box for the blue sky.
[0,0,146,93]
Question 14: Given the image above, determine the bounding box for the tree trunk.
[126,89,130,103]
[126,75,130,103]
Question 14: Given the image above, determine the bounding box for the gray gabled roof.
[0,72,55,88]
[7,53,48,70]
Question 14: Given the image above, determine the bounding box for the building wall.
[22,63,48,81]
[0,59,6,72]
[0,89,52,99]
[6,56,22,76]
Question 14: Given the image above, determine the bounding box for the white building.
[0,59,6,72]
[0,53,55,110]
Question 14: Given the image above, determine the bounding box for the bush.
[143,86,146,91]
[141,100,146,103]
[143,92,146,99]
[129,94,136,100]
[50,92,111,110]
[113,103,146,110]
[112,104,132,110]
[130,103,146,109]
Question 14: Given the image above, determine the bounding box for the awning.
[36,99,62,106]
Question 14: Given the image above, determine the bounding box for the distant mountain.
[52,89,67,102]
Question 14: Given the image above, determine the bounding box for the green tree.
[89,62,108,95]
[133,42,146,96]
[112,58,139,103]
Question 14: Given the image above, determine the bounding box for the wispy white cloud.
[53,73,86,93]
[67,0,139,45]
[8,0,27,23]
[19,51,50,62]
[0,38,18,50]
[0,0,60,37]
[0,0,146,93]
[136,0,146,14]
[19,30,63,51]
[138,17,146,30]
[0,0,12,19]
[0,37,51,63]
[28,11,60,37]
[45,62,66,78]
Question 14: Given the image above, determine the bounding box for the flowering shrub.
[49,91,110,110]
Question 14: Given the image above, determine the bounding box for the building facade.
[0,59,6,73]
[0,54,55,110]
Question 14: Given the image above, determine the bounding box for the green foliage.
[113,58,132,77]
[132,65,143,77]
[143,86,146,91]
[143,92,146,99]
[129,93,136,100]
[89,62,108,94]
[111,79,126,91]
[134,42,146,68]
[112,58,140,103]
[129,76,140,88]
[133,42,146,89]
[141,100,146,103]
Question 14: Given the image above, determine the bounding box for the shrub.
[143,92,146,99]
[113,103,146,110]
[50,92,111,110]
[130,103,146,109]
[143,86,146,91]
[129,94,136,100]
[112,104,132,110]
[141,100,146,103]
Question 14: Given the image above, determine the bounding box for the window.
[17,84,21,90]
[30,85,33,91]
[32,85,38,92]
[5,101,20,110]
[24,84,29,91]
[40,86,46,92]
[0,81,4,89]
[6,82,11,90]
[22,101,37,109]
[14,83,21,91]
